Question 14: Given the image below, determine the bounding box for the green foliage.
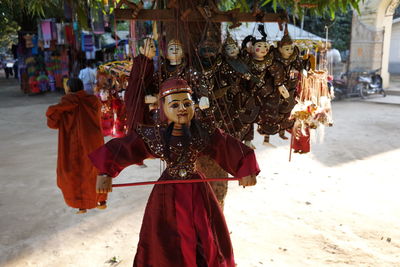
[290,0,361,18]
[219,0,362,18]
[0,23,19,51]
[301,9,353,51]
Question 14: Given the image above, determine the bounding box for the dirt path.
[1,77,400,267]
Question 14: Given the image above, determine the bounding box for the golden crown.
[167,39,183,47]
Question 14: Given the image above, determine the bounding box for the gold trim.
[160,87,193,98]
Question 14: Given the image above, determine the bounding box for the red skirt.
[133,172,235,267]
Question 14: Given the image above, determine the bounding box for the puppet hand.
[96,175,112,194]
[278,85,290,99]
[239,174,257,188]
[199,96,210,110]
[302,69,308,78]
[145,95,158,104]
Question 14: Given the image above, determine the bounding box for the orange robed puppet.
[46,78,107,213]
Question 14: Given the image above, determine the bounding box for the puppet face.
[139,39,157,59]
[224,43,239,58]
[279,44,294,59]
[162,92,195,125]
[199,41,218,59]
[167,44,184,65]
[252,41,269,60]
[100,89,109,101]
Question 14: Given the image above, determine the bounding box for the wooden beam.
[114,9,286,23]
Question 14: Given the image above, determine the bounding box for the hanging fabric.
[56,23,65,45]
[51,19,58,41]
[41,20,53,48]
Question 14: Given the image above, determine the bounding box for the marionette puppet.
[213,33,257,141]
[125,37,158,133]
[159,39,186,81]
[111,75,128,137]
[240,25,273,148]
[195,30,220,107]
[270,28,310,141]
[290,72,333,154]
[158,39,209,110]
[95,72,114,136]
[195,32,239,208]
[89,78,259,267]
[46,78,107,214]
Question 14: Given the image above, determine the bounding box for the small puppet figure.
[111,75,128,138]
[271,27,310,140]
[46,78,107,214]
[213,33,256,141]
[125,37,157,133]
[157,39,209,109]
[89,78,259,266]
[241,25,273,148]
[95,72,114,137]
[161,39,185,79]
[195,30,220,107]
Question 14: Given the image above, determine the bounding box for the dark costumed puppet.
[194,30,232,209]
[268,25,310,142]
[89,78,259,267]
[241,25,272,148]
[213,33,258,142]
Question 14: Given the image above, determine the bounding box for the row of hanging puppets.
[95,24,333,154]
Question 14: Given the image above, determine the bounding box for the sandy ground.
[1,75,400,267]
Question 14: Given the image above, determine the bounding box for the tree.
[301,9,353,51]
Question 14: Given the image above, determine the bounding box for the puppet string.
[112,177,242,187]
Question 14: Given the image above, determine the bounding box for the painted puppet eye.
[184,102,193,107]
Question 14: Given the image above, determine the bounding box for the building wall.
[389,22,400,73]
[349,0,400,88]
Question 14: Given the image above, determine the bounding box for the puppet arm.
[203,128,260,187]
[89,131,153,178]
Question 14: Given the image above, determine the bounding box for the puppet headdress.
[278,24,293,47]
[167,39,183,47]
[159,78,193,99]
[223,32,237,47]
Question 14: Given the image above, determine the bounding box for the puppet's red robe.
[292,127,311,153]
[112,96,127,137]
[124,54,156,133]
[89,126,260,267]
[46,90,107,209]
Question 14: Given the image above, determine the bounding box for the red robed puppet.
[89,78,260,267]
[124,38,158,133]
